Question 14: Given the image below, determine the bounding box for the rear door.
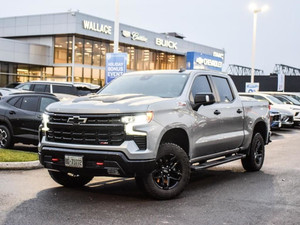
[210,76,244,152]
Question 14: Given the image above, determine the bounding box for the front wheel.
[242,133,265,172]
[140,143,190,200]
[48,170,94,187]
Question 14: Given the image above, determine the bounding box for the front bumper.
[39,147,156,177]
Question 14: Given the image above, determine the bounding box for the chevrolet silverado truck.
[39,69,270,200]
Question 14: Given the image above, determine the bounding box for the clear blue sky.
[2,0,299,74]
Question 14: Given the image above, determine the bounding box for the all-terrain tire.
[242,133,265,172]
[141,143,190,200]
[0,125,14,149]
[48,170,94,187]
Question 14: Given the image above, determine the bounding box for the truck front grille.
[46,114,146,149]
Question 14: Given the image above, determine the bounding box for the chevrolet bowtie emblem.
[67,116,87,124]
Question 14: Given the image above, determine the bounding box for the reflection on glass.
[54,37,68,63]
[75,38,83,64]
[84,40,93,65]
[93,41,101,66]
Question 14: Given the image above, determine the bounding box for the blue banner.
[105,53,128,85]
[186,52,223,71]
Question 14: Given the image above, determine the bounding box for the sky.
[1,0,299,74]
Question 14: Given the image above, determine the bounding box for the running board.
[191,154,246,171]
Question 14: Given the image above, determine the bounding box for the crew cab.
[39,70,270,199]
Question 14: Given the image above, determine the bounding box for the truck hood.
[46,94,168,114]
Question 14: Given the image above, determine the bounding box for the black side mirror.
[194,93,215,106]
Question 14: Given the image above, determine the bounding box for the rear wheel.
[0,125,14,149]
[48,170,94,187]
[140,143,190,200]
[242,133,265,171]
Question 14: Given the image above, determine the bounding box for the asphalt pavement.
[0,128,299,225]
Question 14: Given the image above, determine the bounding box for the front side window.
[211,76,234,102]
[33,84,50,92]
[190,76,212,101]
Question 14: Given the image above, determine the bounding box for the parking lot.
[0,127,299,225]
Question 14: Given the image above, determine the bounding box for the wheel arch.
[159,128,190,157]
[0,117,14,136]
[253,120,268,144]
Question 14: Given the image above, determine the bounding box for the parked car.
[270,109,281,130]
[15,81,100,97]
[0,92,59,148]
[39,69,270,200]
[240,92,298,126]
[240,96,282,130]
[0,88,28,97]
[5,82,21,88]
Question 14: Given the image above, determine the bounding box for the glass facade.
[0,35,186,87]
[52,35,186,85]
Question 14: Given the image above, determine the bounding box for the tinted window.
[190,76,212,100]
[212,76,234,102]
[7,97,20,106]
[33,84,50,92]
[20,97,39,111]
[39,97,57,112]
[33,84,45,92]
[53,85,76,95]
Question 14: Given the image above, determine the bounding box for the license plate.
[65,155,83,168]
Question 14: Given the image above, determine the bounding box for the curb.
[0,160,43,170]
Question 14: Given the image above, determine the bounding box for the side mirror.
[194,93,215,106]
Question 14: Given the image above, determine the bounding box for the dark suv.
[0,92,59,148]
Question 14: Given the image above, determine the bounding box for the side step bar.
[191,154,246,171]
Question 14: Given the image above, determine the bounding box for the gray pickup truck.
[39,69,270,199]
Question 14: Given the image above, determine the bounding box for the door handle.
[214,110,221,115]
[9,111,16,115]
[237,109,243,114]
[37,115,42,119]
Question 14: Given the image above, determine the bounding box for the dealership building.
[0,11,225,86]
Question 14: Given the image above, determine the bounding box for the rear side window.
[20,97,39,112]
[7,97,20,106]
[211,76,234,102]
[52,85,76,95]
[39,97,57,112]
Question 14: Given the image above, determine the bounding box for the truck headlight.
[122,112,153,135]
[41,113,49,132]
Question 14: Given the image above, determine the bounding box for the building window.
[75,38,83,64]
[84,40,93,65]
[54,37,69,64]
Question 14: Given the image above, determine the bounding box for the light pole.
[249,3,268,83]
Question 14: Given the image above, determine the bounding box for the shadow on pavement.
[3,168,280,225]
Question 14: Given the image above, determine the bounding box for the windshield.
[285,95,300,104]
[267,95,284,104]
[99,73,189,98]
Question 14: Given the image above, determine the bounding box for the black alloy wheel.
[152,153,183,190]
[139,143,190,200]
[242,132,265,172]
